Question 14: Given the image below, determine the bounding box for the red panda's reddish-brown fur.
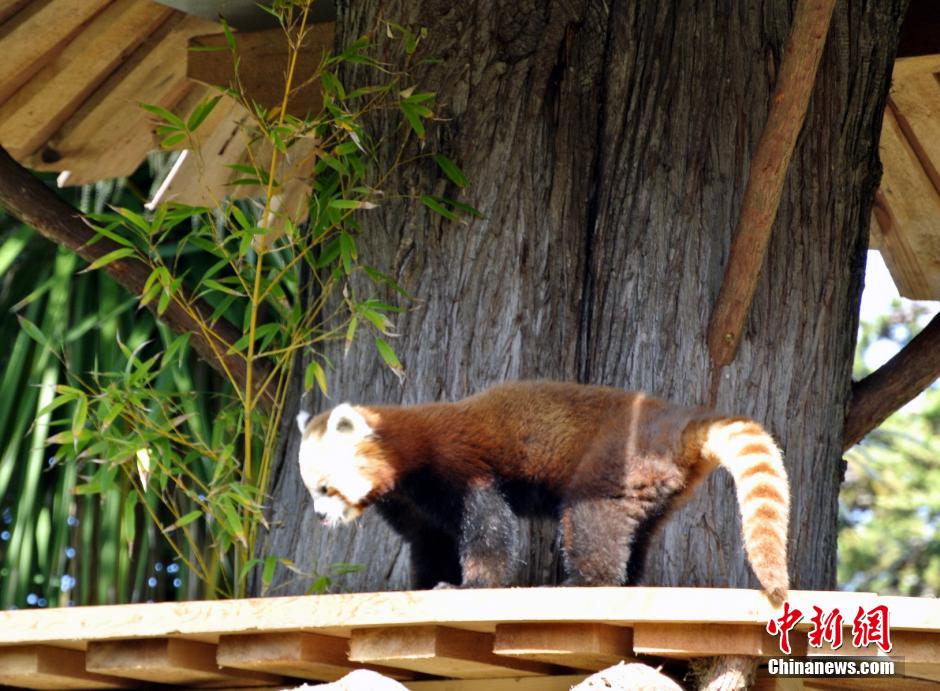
[300,381,790,602]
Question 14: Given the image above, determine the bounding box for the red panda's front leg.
[457,481,519,587]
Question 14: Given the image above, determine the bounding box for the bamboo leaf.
[433,154,468,188]
[375,337,404,382]
[79,248,136,273]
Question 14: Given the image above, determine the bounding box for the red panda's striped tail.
[700,418,790,604]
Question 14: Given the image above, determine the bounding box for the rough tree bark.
[259,0,908,595]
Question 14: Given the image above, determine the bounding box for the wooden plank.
[187,22,335,117]
[0,0,114,106]
[405,675,589,691]
[493,623,635,671]
[632,622,803,658]
[0,645,134,689]
[872,105,940,298]
[0,0,173,158]
[217,632,415,682]
[33,13,219,184]
[809,630,940,682]
[86,637,279,685]
[890,55,940,196]
[0,588,888,648]
[0,0,32,25]
[349,626,557,679]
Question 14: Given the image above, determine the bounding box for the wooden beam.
[187,22,335,118]
[217,631,415,681]
[31,13,219,183]
[492,623,635,670]
[0,145,274,409]
[86,637,278,685]
[632,622,802,658]
[0,645,134,689]
[0,0,114,106]
[870,55,940,300]
[405,675,590,691]
[0,0,173,159]
[0,0,32,25]
[843,311,940,449]
[349,626,558,678]
[889,56,940,196]
[871,107,940,299]
[0,588,890,648]
[706,0,837,377]
[808,630,940,682]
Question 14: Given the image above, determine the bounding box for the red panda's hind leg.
[457,482,520,587]
[559,497,635,585]
[560,473,682,586]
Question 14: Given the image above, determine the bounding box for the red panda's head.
[296,403,393,526]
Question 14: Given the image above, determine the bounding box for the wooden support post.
[493,623,635,671]
[86,637,279,685]
[706,0,837,391]
[349,626,559,679]
[0,645,135,689]
[843,311,940,449]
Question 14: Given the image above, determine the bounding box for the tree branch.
[0,146,274,411]
[707,0,838,382]
[843,312,940,450]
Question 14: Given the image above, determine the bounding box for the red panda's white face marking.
[296,403,377,526]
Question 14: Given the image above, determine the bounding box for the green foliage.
[840,302,940,596]
[0,169,191,610]
[2,2,478,604]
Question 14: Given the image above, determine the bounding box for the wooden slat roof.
[0,1,938,298]
[0,587,936,689]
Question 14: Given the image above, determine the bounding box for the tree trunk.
[259,0,907,595]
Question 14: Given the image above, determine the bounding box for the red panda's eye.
[336,418,354,433]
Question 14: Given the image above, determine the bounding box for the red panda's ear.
[296,410,310,433]
[327,403,369,435]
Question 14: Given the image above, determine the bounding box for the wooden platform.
[0,588,937,689]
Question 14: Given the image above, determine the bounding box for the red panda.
[296,381,789,603]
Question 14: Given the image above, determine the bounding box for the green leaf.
[305,360,328,396]
[375,337,404,381]
[239,557,260,582]
[186,94,222,132]
[400,102,426,138]
[139,103,185,130]
[79,248,136,273]
[17,315,52,350]
[71,396,88,443]
[169,510,203,531]
[262,555,277,587]
[433,154,468,188]
[420,195,457,221]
